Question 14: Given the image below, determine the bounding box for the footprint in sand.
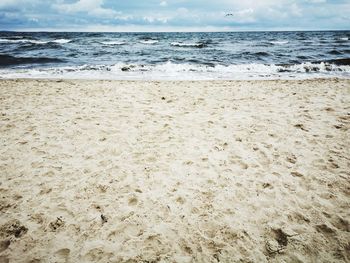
[238,160,249,170]
[83,248,112,262]
[328,159,339,169]
[262,183,273,189]
[315,224,336,235]
[291,171,303,178]
[0,240,10,253]
[288,211,310,223]
[266,228,290,254]
[128,197,138,206]
[0,219,28,238]
[49,217,65,232]
[230,156,249,170]
[54,248,70,262]
[286,154,297,164]
[0,256,9,263]
[176,196,185,204]
[331,217,350,232]
[253,147,271,166]
[294,123,309,131]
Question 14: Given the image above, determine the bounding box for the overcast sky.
[0,0,349,32]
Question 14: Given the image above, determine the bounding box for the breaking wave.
[270,41,289,45]
[0,38,71,44]
[1,61,349,80]
[170,42,207,48]
[140,40,159,44]
[101,41,127,45]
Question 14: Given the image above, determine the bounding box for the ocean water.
[0,31,349,80]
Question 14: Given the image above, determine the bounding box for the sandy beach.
[0,78,349,262]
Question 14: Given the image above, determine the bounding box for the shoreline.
[1,77,349,82]
[1,78,349,262]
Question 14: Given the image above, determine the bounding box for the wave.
[322,58,350,66]
[0,54,64,67]
[242,51,271,57]
[0,38,71,44]
[327,50,343,55]
[0,38,47,44]
[170,42,206,48]
[101,41,126,45]
[335,38,349,43]
[1,61,349,80]
[259,42,274,47]
[14,42,63,52]
[296,55,310,60]
[270,41,289,45]
[51,39,71,44]
[275,63,346,73]
[140,40,159,44]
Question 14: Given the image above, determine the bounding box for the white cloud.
[0,0,42,9]
[0,0,24,8]
[0,0,14,7]
[308,0,326,3]
[1,0,349,31]
[30,24,240,32]
[54,0,118,18]
[55,0,102,12]
[177,8,189,14]
[143,16,168,24]
[290,3,302,16]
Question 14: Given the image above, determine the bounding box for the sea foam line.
[1,62,350,80]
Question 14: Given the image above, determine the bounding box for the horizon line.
[1,29,350,33]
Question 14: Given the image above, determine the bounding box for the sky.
[0,0,349,32]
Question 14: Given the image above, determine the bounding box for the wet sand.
[0,79,349,262]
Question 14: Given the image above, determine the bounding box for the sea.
[0,31,349,80]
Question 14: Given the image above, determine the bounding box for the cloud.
[54,0,119,18]
[0,0,349,31]
[0,0,27,8]
[143,16,168,24]
[308,0,326,3]
[290,3,302,16]
[55,0,102,12]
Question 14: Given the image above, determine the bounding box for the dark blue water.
[0,31,349,79]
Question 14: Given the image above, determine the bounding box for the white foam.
[101,41,126,45]
[170,42,204,47]
[0,38,71,44]
[140,40,159,44]
[0,39,47,44]
[51,39,71,44]
[270,41,289,45]
[339,37,349,41]
[1,62,349,80]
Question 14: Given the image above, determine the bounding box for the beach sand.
[0,79,349,262]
